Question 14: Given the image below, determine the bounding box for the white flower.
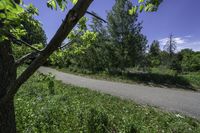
[175,114,184,118]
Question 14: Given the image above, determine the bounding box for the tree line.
[49,0,148,73]
[46,0,200,74]
[147,38,200,74]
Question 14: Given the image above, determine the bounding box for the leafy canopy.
[129,0,163,15]
[0,0,162,42]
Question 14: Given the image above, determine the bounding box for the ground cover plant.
[15,67,200,132]
[55,66,200,91]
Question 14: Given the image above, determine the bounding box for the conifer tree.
[107,0,147,69]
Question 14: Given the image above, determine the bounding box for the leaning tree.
[0,0,162,132]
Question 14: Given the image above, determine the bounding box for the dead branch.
[86,11,107,23]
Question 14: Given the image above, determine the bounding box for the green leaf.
[27,4,39,15]
[47,0,57,10]
[138,0,144,3]
[56,0,67,11]
[0,13,6,18]
[0,35,8,43]
[139,5,144,12]
[128,6,138,15]
[145,3,154,12]
[47,0,67,11]
[70,0,78,4]
[0,1,6,10]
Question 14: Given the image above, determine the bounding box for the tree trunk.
[0,41,17,133]
[0,99,16,133]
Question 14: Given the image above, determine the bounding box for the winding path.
[38,67,200,119]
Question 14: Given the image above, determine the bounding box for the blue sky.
[24,0,200,51]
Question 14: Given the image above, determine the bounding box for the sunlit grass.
[15,67,200,132]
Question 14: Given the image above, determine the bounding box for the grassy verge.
[15,67,200,132]
[54,66,200,91]
[181,72,200,89]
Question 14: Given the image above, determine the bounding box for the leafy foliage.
[178,49,200,72]
[147,40,161,67]
[12,43,44,59]
[107,0,147,69]
[48,0,148,73]
[0,0,24,42]
[47,0,68,11]
[129,0,163,15]
[20,13,47,45]
[0,0,162,42]
[49,23,98,69]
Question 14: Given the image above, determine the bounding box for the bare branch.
[11,36,42,52]
[15,52,39,67]
[0,0,94,104]
[3,30,42,52]
[4,30,41,52]
[86,11,107,23]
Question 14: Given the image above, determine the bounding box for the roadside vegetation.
[16,67,200,132]
[45,0,200,91]
[13,0,200,91]
[55,67,200,91]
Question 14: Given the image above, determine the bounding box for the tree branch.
[59,38,82,49]
[59,41,74,49]
[0,0,94,104]
[11,36,42,52]
[3,29,42,52]
[15,52,39,67]
[86,11,107,23]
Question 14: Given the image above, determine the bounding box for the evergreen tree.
[148,40,161,67]
[107,0,147,69]
[90,13,121,72]
[149,40,160,57]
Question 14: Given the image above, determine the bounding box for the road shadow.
[110,72,196,91]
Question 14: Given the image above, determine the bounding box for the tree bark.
[0,99,16,133]
[0,41,17,133]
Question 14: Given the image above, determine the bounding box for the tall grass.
[58,66,200,91]
[15,68,200,132]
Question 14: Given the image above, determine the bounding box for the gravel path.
[38,67,200,119]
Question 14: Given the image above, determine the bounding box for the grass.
[55,66,200,91]
[15,67,200,132]
[181,72,200,89]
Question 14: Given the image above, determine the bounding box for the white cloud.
[184,35,192,38]
[178,41,200,51]
[159,38,168,46]
[158,36,200,51]
[174,37,186,44]
[159,37,186,46]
